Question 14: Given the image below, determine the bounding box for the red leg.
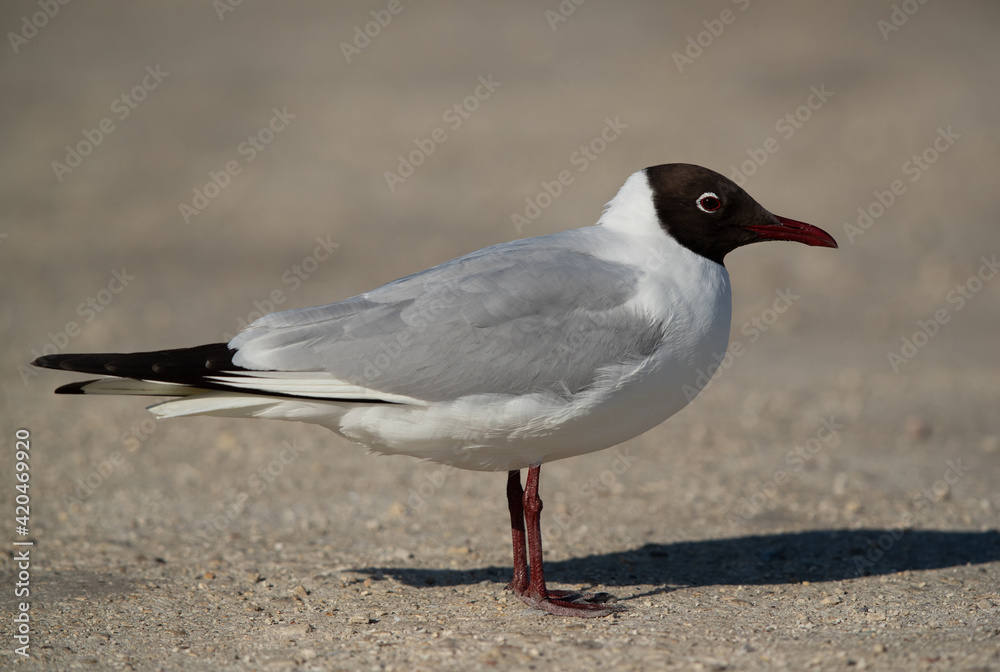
[506,470,528,594]
[522,464,552,600]
[507,465,619,617]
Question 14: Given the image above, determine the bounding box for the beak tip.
[766,215,839,250]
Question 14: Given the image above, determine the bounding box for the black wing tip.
[30,344,256,397]
[54,380,96,394]
[29,343,237,377]
[31,354,67,370]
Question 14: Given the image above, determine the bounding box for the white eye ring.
[696,192,722,213]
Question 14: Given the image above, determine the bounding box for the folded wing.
[230,235,667,402]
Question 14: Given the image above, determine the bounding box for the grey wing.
[229,236,665,402]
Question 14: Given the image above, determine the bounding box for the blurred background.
[2,1,998,668]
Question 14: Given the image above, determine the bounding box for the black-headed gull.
[33,163,837,617]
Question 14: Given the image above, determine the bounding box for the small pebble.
[905,416,932,441]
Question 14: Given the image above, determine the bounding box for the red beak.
[747,215,838,249]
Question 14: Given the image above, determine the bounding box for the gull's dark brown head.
[645,163,837,265]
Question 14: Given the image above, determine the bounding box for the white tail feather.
[205,373,425,405]
[148,393,282,419]
[72,378,198,396]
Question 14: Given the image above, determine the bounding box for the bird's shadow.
[354,529,1000,596]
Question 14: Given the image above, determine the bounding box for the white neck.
[597,169,663,237]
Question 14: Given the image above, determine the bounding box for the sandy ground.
[2,1,999,670]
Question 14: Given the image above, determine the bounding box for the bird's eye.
[696,192,722,213]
